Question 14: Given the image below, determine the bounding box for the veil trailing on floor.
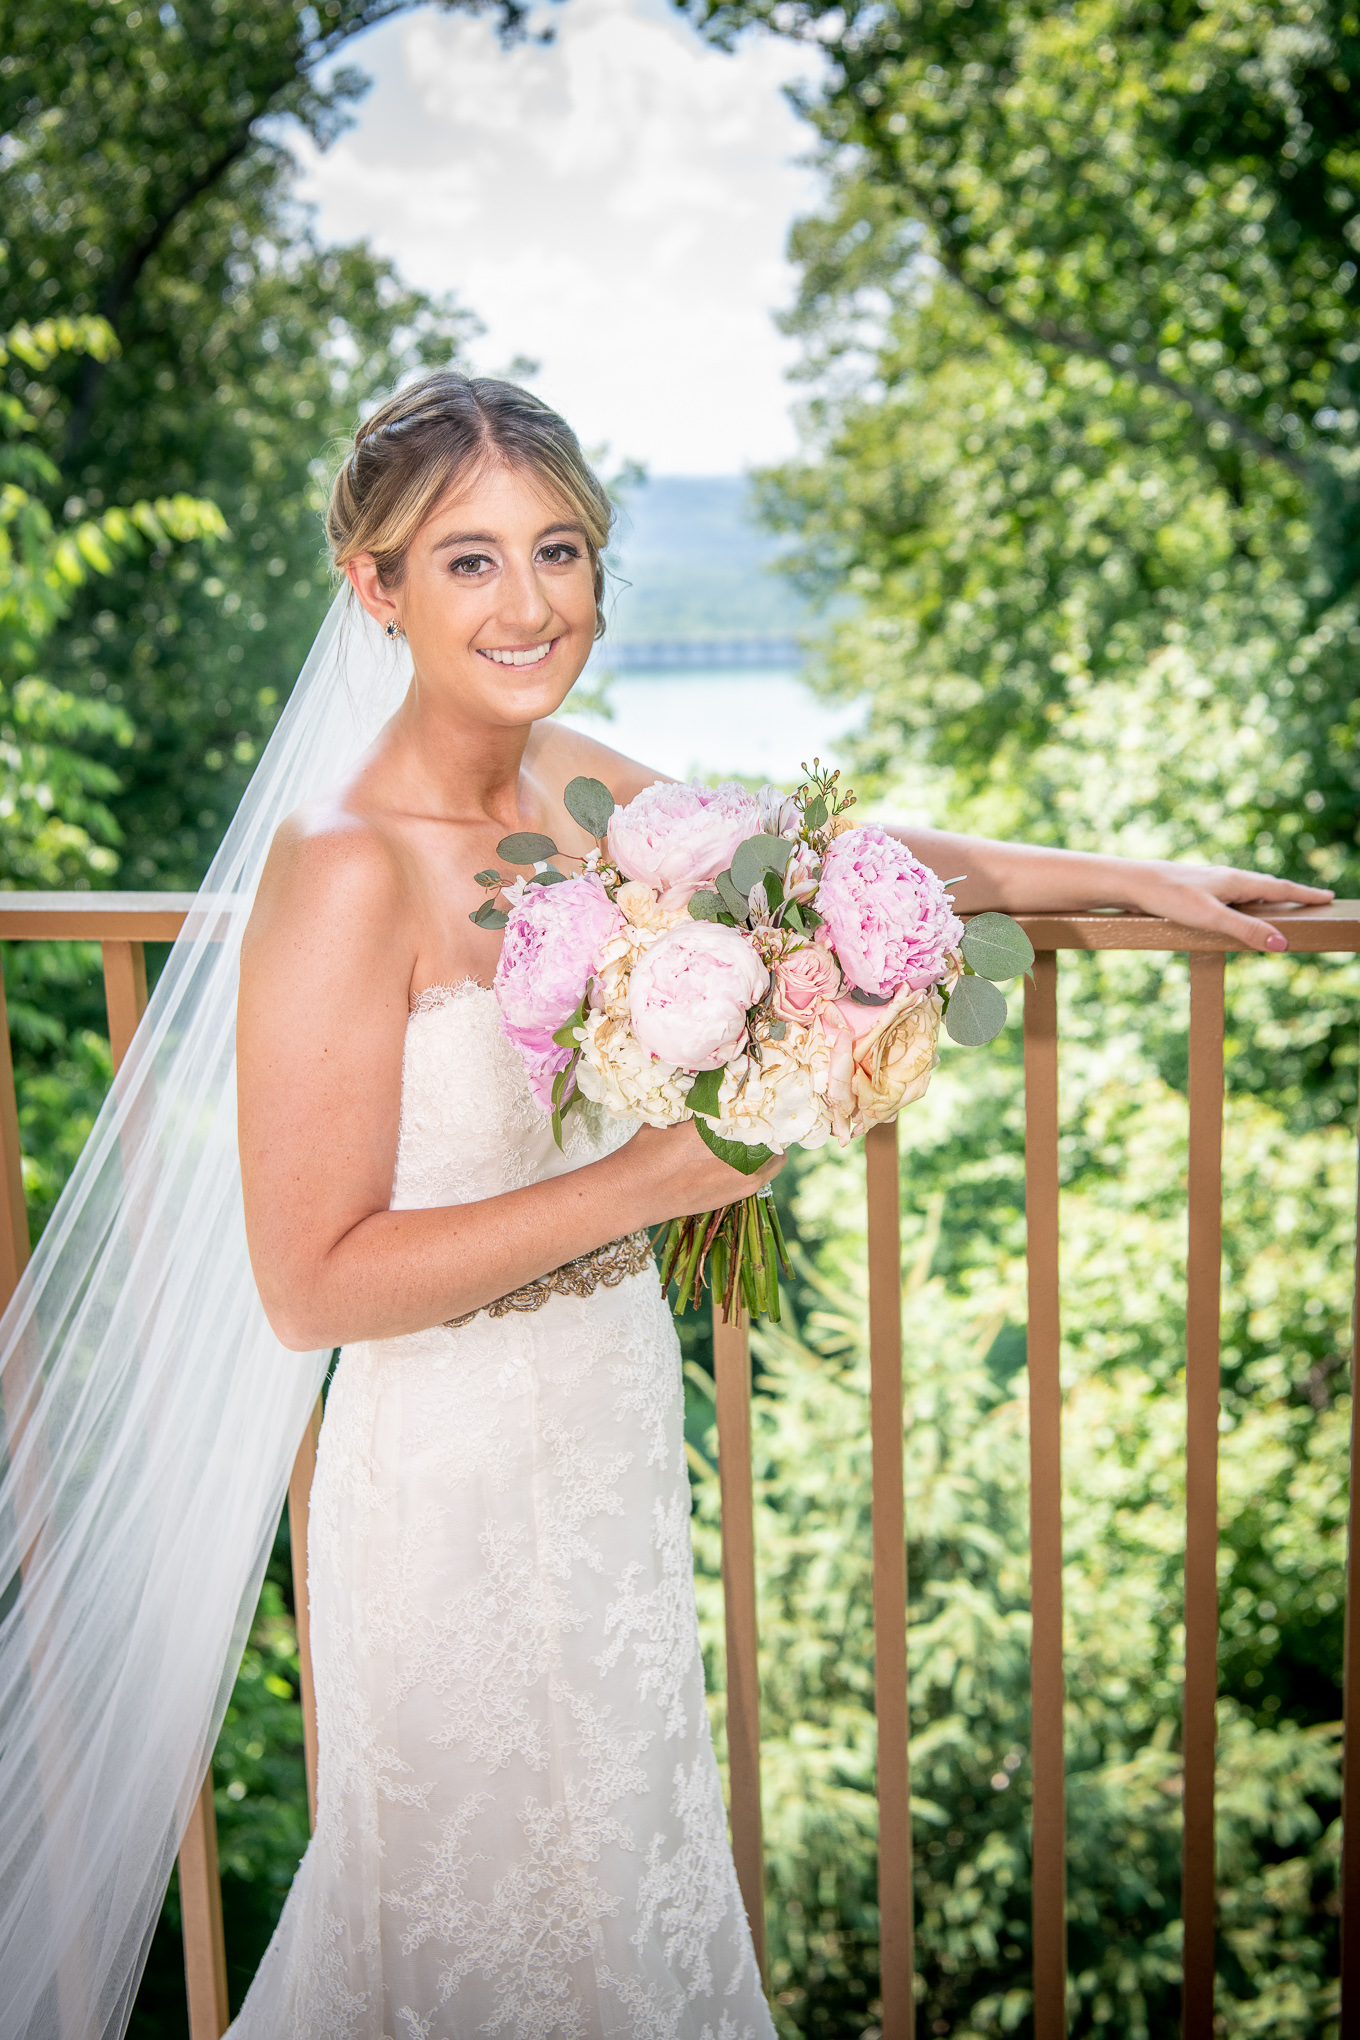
[0,595,409,2040]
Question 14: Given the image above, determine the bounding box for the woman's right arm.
[238,817,779,1351]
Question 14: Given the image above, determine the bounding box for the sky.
[290,0,826,476]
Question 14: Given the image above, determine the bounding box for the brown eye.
[451,553,492,576]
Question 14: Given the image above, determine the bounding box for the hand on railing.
[1106,858,1334,953]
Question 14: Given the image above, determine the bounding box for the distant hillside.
[601,476,808,643]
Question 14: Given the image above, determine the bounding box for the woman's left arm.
[892,826,1335,954]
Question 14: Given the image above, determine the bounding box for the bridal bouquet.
[469,766,1033,1322]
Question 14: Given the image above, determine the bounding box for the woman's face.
[346,457,600,729]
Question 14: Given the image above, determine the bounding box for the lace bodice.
[394,981,637,1210]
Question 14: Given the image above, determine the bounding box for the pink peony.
[772,942,842,1020]
[816,824,964,997]
[607,779,762,910]
[627,922,770,1072]
[494,874,624,1107]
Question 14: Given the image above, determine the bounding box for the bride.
[0,367,1330,2040]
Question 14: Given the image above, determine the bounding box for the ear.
[346,554,400,632]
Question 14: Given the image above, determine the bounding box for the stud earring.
[384,618,405,641]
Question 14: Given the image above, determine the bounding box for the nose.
[495,551,555,640]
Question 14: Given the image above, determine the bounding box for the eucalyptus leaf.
[496,830,558,864]
[469,902,508,930]
[473,869,502,888]
[849,986,893,1007]
[529,866,569,886]
[767,1020,787,1040]
[730,832,793,895]
[715,869,749,921]
[692,1112,773,1175]
[944,972,1009,1045]
[687,1067,724,1118]
[687,889,725,923]
[563,774,616,839]
[959,911,1036,982]
[803,795,828,830]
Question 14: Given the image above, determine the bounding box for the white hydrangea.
[575,1009,694,1127]
[713,1022,833,1154]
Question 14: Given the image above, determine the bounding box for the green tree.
[0,311,224,1233]
[0,0,506,887]
[689,0,1360,879]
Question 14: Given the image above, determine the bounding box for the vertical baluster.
[1025,954,1067,2039]
[0,953,30,1305]
[289,1396,324,1830]
[712,1301,766,1977]
[99,937,231,2038]
[1340,1046,1360,2028]
[866,1119,913,2039]
[1182,952,1225,2039]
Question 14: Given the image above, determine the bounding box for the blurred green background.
[2,0,1359,2032]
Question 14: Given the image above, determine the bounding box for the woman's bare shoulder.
[529,718,675,805]
[245,795,414,983]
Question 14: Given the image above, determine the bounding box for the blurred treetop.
[689,0,1360,599]
[0,0,515,889]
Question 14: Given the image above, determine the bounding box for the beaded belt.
[443,1229,655,1328]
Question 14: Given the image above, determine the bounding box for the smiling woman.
[231,370,784,2038]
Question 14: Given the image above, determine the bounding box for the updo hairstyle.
[327,371,613,639]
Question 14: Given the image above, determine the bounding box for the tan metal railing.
[0,895,1357,2038]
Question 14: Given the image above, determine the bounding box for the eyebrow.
[429,520,589,556]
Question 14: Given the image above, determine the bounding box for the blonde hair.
[326,371,613,638]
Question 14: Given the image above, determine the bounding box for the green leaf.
[944,973,1008,1045]
[762,869,784,912]
[687,889,725,922]
[529,866,569,886]
[767,1020,787,1040]
[715,869,749,921]
[563,774,615,838]
[783,900,805,935]
[959,912,1036,982]
[731,832,793,895]
[469,901,508,929]
[800,903,823,928]
[692,1113,773,1175]
[496,830,559,864]
[687,1067,724,1118]
[803,795,828,830]
[473,869,502,888]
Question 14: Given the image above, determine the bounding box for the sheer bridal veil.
[0,596,408,2039]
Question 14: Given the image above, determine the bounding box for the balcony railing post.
[97,936,231,2040]
[712,1300,766,1978]
[1182,952,1225,2039]
[1340,1052,1360,2027]
[1024,954,1067,2038]
[866,1118,914,2039]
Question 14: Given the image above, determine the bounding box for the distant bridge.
[596,633,802,672]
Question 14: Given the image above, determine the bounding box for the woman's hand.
[1113,859,1335,954]
[618,1121,786,1228]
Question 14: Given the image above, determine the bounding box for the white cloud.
[289,0,824,474]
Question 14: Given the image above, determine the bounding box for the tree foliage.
[0,0,498,887]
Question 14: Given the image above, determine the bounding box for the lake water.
[562,666,864,784]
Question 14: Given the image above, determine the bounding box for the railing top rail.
[0,894,1358,952]
[1011,900,1360,952]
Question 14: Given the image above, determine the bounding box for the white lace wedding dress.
[228,981,774,2040]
